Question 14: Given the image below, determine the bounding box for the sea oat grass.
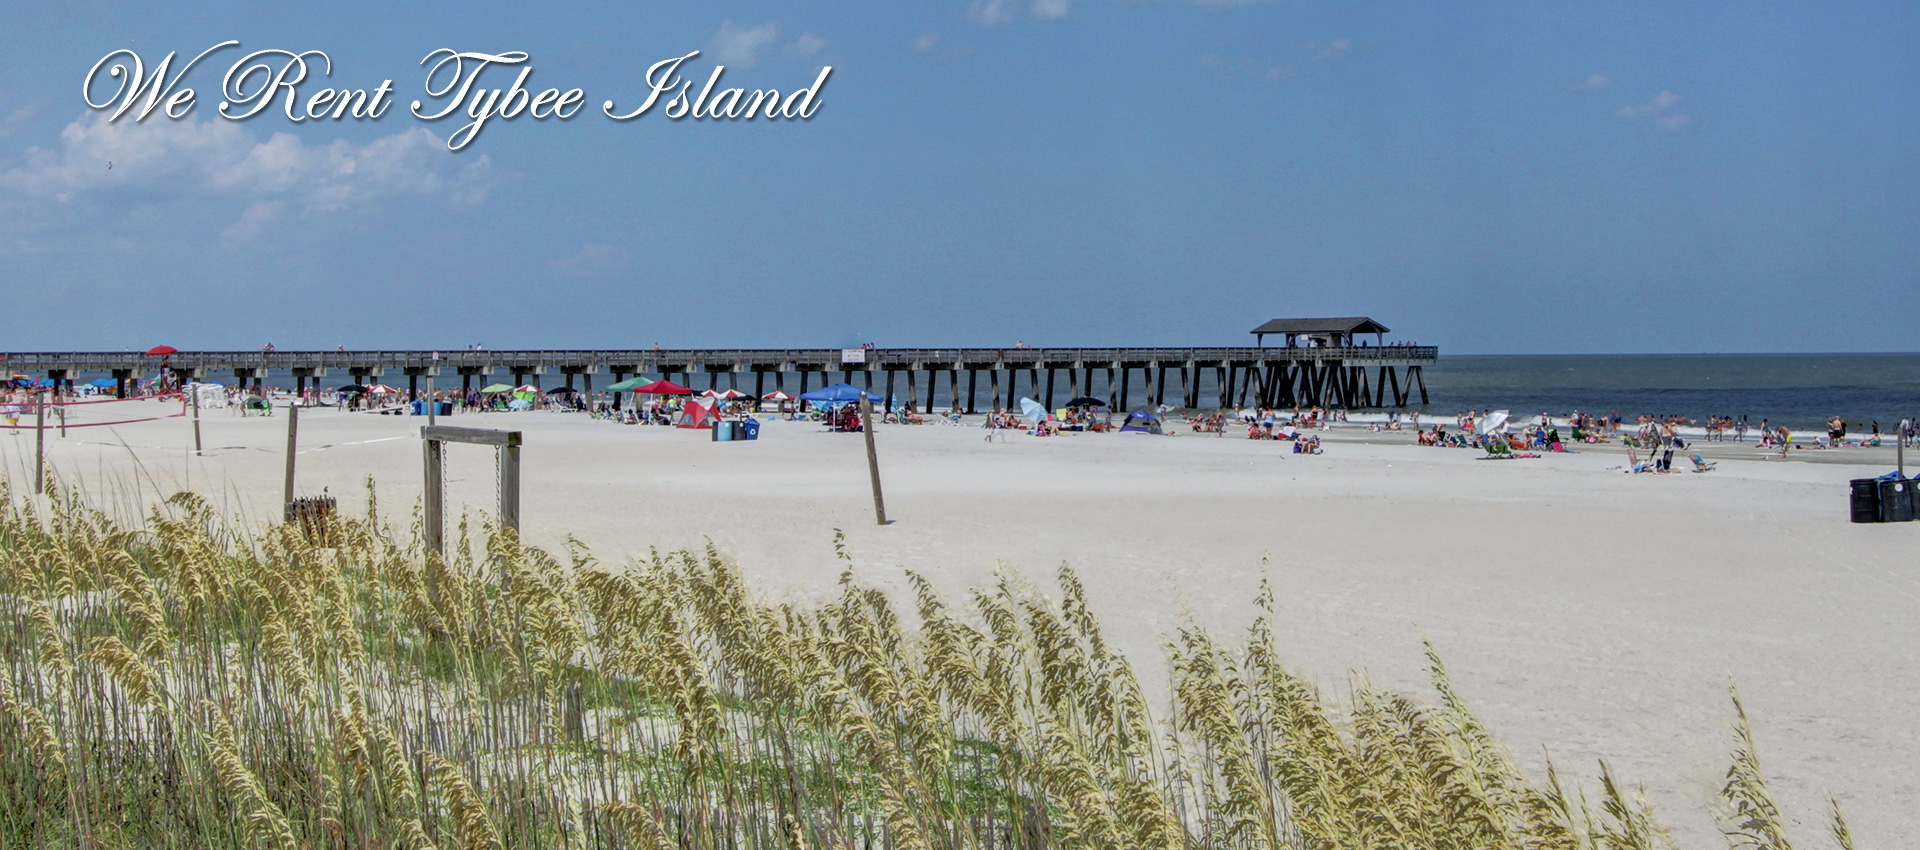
[0,477,1861,849]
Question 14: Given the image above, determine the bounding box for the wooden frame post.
[421,425,523,555]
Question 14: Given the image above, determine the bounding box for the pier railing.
[2,346,1437,374]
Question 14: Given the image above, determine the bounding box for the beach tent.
[480,383,513,393]
[635,379,693,395]
[676,400,721,429]
[798,382,876,405]
[1119,410,1164,435]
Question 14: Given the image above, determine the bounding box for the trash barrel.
[712,421,730,442]
[742,418,761,440]
[1881,479,1915,523]
[725,421,742,441]
[1850,479,1883,523]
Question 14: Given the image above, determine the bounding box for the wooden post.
[1044,368,1055,410]
[498,443,520,533]
[1105,368,1117,411]
[859,394,887,525]
[283,404,299,512]
[423,438,444,554]
[191,383,203,455]
[989,369,1001,412]
[966,369,978,414]
[33,393,46,495]
[426,375,436,425]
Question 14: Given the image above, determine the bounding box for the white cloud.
[1319,38,1354,59]
[913,31,943,52]
[711,20,781,67]
[788,33,827,57]
[1265,65,1294,83]
[1,113,492,232]
[221,200,285,242]
[551,243,629,277]
[1616,90,1690,129]
[969,0,1018,25]
[1570,74,1610,92]
[1034,0,1074,18]
[0,102,40,139]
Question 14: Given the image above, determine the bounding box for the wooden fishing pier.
[4,319,1435,412]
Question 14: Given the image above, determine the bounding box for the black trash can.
[1881,479,1915,523]
[1850,479,1883,523]
[730,421,747,441]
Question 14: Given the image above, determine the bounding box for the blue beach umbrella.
[797,382,878,404]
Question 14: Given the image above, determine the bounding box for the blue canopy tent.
[1119,410,1163,435]
[798,382,879,405]
[88,378,118,388]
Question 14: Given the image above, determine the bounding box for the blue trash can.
[713,420,732,442]
[742,418,760,440]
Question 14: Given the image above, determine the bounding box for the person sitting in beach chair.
[1484,439,1515,459]
[1689,454,1717,472]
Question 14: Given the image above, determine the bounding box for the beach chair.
[1625,446,1653,473]
[1483,439,1515,459]
[1689,454,1717,473]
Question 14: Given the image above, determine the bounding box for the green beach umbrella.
[480,383,513,393]
[605,376,652,392]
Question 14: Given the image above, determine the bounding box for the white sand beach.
[7,406,1917,846]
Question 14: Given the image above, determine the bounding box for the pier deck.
[3,346,1437,410]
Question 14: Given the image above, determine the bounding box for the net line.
[0,393,187,430]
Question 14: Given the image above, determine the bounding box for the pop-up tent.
[677,400,721,429]
[798,382,877,405]
[1119,410,1163,434]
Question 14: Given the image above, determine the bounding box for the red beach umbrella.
[145,345,178,356]
[634,379,693,395]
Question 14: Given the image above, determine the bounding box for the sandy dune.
[7,405,1917,846]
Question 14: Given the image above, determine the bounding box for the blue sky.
[2,1,1916,353]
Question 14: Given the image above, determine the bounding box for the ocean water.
[30,353,1920,431]
[1417,353,1920,430]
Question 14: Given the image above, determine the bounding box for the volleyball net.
[0,393,187,430]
